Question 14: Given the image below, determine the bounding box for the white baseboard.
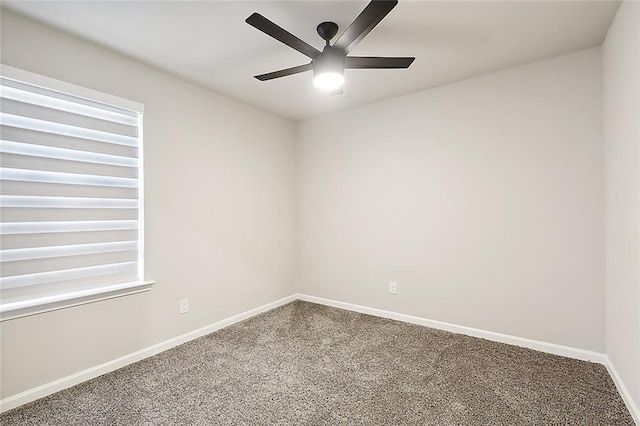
[605,356,640,424]
[296,294,607,364]
[0,294,297,414]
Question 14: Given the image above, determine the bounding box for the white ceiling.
[5,1,620,122]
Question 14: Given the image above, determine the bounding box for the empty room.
[0,0,638,424]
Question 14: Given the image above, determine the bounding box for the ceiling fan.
[246,0,415,94]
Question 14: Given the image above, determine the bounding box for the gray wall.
[0,10,297,399]
[603,0,640,412]
[296,48,605,352]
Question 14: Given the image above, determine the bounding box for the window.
[0,65,152,320]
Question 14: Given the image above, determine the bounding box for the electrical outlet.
[389,282,398,295]
[179,298,189,314]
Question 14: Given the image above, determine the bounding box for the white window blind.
[0,67,147,318]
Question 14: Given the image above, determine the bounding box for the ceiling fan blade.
[344,56,415,69]
[254,63,313,81]
[246,13,321,59]
[333,0,398,54]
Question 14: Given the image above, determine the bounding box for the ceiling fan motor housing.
[313,47,346,78]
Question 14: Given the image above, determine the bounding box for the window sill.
[0,281,155,322]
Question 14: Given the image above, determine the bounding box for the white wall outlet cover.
[389,282,398,295]
[179,299,189,314]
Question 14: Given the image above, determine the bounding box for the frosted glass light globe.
[313,72,344,91]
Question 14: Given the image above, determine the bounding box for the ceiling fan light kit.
[313,71,344,91]
[312,45,345,91]
[246,0,415,94]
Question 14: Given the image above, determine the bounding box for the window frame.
[0,65,154,321]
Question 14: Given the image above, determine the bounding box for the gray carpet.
[1,301,634,425]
